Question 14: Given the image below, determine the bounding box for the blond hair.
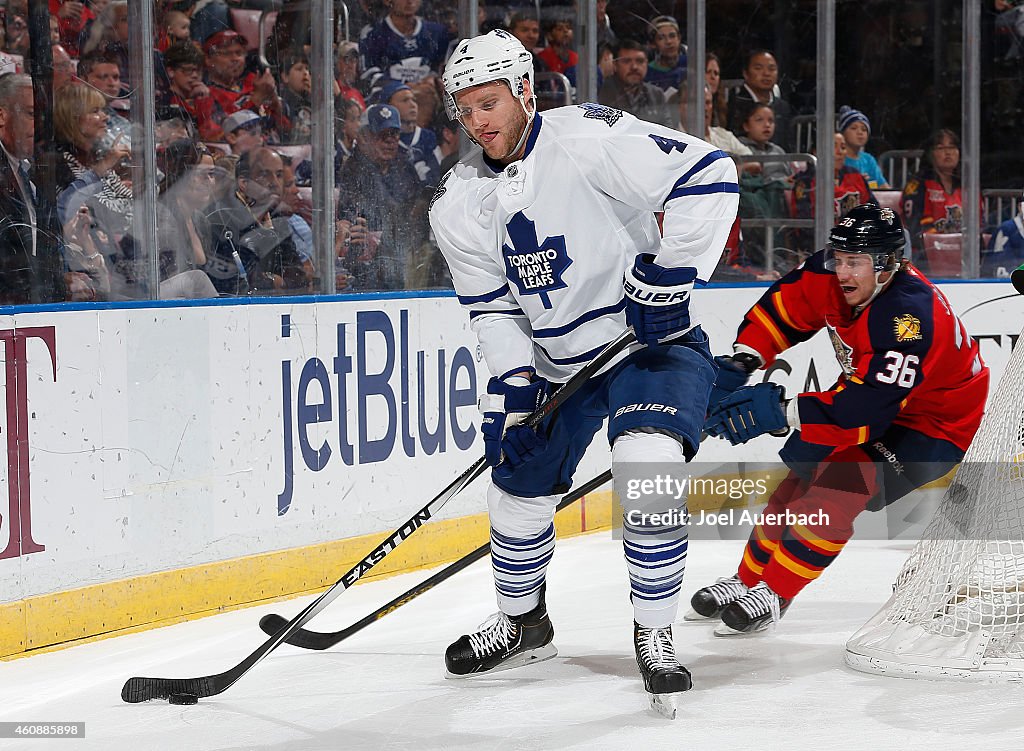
[54,82,107,150]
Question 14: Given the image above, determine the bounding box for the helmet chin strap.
[855,267,896,313]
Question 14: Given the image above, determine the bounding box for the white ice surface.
[2,533,1022,751]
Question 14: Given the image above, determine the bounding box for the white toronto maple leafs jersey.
[429,103,738,382]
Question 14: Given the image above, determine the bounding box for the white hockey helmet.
[442,29,535,121]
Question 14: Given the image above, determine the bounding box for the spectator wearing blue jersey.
[838,106,890,190]
[376,80,440,186]
[644,15,686,95]
[360,0,452,85]
[982,194,1024,278]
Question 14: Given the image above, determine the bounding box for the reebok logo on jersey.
[614,403,678,419]
[872,441,905,475]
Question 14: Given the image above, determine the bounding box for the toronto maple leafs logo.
[429,170,452,212]
[577,102,622,127]
[502,211,572,309]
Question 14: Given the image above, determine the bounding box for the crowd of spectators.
[0,0,1018,307]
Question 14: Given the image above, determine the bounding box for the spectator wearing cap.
[203,146,311,295]
[160,41,217,140]
[838,105,890,190]
[645,16,686,95]
[337,103,428,291]
[335,41,366,110]
[599,39,672,128]
[537,15,578,76]
[377,79,440,187]
[222,109,265,156]
[360,0,451,85]
[279,55,312,144]
[727,49,794,151]
[203,29,288,143]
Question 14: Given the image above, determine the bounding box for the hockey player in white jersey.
[429,30,738,718]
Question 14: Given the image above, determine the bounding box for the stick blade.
[121,676,217,703]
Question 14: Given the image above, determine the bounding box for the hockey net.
[846,330,1024,681]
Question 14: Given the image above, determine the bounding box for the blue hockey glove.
[704,382,789,445]
[479,372,550,478]
[624,254,697,346]
[707,352,762,412]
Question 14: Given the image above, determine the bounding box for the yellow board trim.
[0,490,615,660]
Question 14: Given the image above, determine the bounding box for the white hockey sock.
[614,431,689,629]
[487,484,558,617]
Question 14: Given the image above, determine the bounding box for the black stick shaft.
[258,469,613,649]
[121,331,633,702]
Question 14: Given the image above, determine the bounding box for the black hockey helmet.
[824,203,906,273]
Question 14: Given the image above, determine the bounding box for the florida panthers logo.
[835,190,862,219]
[502,211,572,309]
[933,204,964,234]
[826,324,855,377]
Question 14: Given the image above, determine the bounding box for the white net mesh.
[846,331,1024,680]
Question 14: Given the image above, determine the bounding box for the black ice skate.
[445,595,556,678]
[634,622,692,719]
[685,574,749,620]
[716,581,791,636]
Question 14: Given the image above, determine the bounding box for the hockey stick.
[121,329,635,703]
[256,468,614,649]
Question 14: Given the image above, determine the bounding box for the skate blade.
[445,643,558,679]
[682,607,717,622]
[649,691,684,720]
[713,621,769,637]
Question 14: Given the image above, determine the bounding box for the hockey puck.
[167,692,199,705]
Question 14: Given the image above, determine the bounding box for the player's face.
[844,121,869,149]
[455,80,532,164]
[832,251,882,307]
[744,53,778,94]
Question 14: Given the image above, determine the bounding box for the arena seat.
[874,190,903,217]
[229,9,277,51]
[922,233,963,278]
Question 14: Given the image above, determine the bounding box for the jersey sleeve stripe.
[772,291,799,331]
[457,283,511,305]
[751,306,790,351]
[665,181,740,201]
[671,149,730,189]
[532,299,626,338]
[469,308,526,319]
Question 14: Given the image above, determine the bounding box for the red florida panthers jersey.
[735,251,988,450]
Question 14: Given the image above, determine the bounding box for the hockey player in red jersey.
[690,203,989,634]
